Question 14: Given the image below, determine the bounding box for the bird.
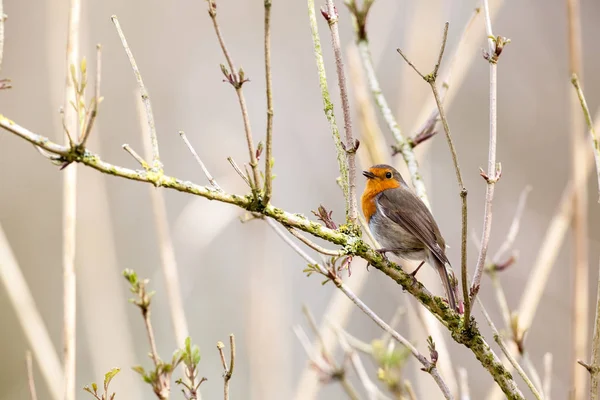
[361,164,458,311]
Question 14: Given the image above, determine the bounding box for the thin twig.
[179,131,222,191]
[227,156,252,188]
[122,144,149,169]
[471,0,505,315]
[571,74,600,201]
[492,186,531,264]
[263,0,274,204]
[323,0,358,226]
[79,44,102,148]
[217,334,235,400]
[397,22,468,322]
[355,32,429,204]
[134,98,190,358]
[0,225,62,400]
[111,16,161,172]
[587,257,600,400]
[477,298,542,400]
[523,353,544,399]
[267,219,455,399]
[207,1,261,193]
[63,1,80,399]
[143,307,160,367]
[543,353,553,400]
[307,0,351,216]
[26,351,38,400]
[288,228,344,257]
[566,0,589,398]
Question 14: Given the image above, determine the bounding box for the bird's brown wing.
[376,188,449,265]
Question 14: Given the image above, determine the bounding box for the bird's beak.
[362,170,376,179]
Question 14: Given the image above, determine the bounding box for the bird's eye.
[385,172,392,179]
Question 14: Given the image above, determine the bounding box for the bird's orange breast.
[361,179,400,222]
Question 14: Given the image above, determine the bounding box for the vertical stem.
[63,1,80,399]
[566,0,588,398]
[263,0,274,204]
[324,0,358,226]
[470,0,500,309]
[589,258,600,400]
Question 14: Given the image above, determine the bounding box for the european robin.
[361,164,458,311]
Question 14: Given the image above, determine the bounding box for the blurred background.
[1,0,600,398]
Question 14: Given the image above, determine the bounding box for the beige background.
[1,0,600,399]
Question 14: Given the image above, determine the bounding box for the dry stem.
[62,2,80,399]
[207,2,261,193]
[263,0,274,204]
[571,74,600,201]
[324,0,359,226]
[111,16,161,172]
[179,131,222,191]
[217,334,236,400]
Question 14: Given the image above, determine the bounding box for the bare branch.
[543,353,553,400]
[79,44,102,148]
[217,334,236,400]
[122,144,149,169]
[263,0,274,204]
[179,131,222,191]
[287,228,344,257]
[571,74,600,201]
[26,351,38,400]
[111,16,161,172]
[459,368,470,400]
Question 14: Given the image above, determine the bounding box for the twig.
[571,74,600,201]
[179,131,222,191]
[586,257,600,400]
[491,186,531,264]
[397,22,469,325]
[207,1,261,193]
[522,353,544,399]
[79,44,102,148]
[353,21,429,204]
[26,351,38,400]
[334,323,391,400]
[123,144,149,169]
[471,0,507,318]
[227,156,252,188]
[288,228,344,257]
[459,368,470,400]
[302,307,361,400]
[217,334,235,400]
[267,219,455,400]
[307,0,351,217]
[477,298,542,400]
[263,0,274,204]
[323,0,359,226]
[0,225,62,400]
[63,1,80,399]
[111,16,161,172]
[543,353,553,400]
[135,99,190,354]
[566,0,589,398]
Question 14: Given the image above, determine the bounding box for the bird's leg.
[409,261,425,277]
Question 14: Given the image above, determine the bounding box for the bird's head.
[362,164,407,193]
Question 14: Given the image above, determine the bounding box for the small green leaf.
[104,367,120,389]
[131,365,145,376]
[92,382,98,392]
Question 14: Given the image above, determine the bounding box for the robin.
[361,164,458,311]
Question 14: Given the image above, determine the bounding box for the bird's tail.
[432,258,457,311]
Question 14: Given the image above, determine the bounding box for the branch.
[217,334,236,400]
[397,22,468,324]
[543,353,553,400]
[322,0,359,226]
[571,73,600,201]
[63,2,80,400]
[111,16,161,172]
[263,0,274,204]
[470,0,508,315]
[179,131,222,191]
[307,0,352,220]
[287,227,344,257]
[2,114,526,398]
[207,1,261,194]
[268,219,454,400]
[477,298,542,400]
[585,257,600,400]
